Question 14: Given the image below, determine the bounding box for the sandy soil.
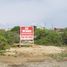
[1,45,64,63]
[0,45,66,67]
[6,45,64,55]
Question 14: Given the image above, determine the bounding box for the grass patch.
[49,52,67,61]
[0,50,6,56]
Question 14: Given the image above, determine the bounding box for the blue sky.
[0,0,67,29]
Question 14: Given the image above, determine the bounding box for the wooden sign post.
[20,26,34,46]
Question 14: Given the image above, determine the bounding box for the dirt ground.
[6,45,64,54]
[0,45,67,67]
[0,45,65,63]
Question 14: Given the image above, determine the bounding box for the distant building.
[54,28,64,32]
[37,26,45,30]
[0,29,5,31]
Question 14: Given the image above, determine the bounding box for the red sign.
[20,26,34,40]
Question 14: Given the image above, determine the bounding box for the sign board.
[20,26,34,40]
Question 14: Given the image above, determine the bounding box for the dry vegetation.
[0,45,66,64]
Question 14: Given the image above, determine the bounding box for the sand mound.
[5,45,64,56]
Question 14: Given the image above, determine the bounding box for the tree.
[9,26,20,44]
[10,26,20,33]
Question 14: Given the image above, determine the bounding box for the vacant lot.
[0,45,67,67]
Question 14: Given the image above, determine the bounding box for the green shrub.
[0,35,9,50]
[35,28,63,46]
[62,28,67,45]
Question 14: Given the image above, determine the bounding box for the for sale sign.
[20,26,34,40]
